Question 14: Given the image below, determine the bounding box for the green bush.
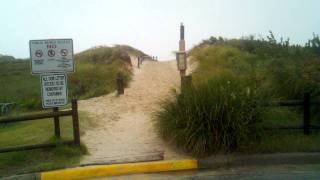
[68,46,138,99]
[193,33,320,100]
[191,45,262,82]
[68,61,131,99]
[156,73,264,157]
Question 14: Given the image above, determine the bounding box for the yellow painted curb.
[41,159,198,180]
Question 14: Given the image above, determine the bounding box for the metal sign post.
[176,23,187,76]
[28,38,76,142]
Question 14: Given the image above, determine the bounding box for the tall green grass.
[157,73,264,157]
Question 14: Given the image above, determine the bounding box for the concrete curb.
[40,159,197,180]
[1,174,40,180]
[198,152,320,169]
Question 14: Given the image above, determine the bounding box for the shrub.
[69,60,132,99]
[156,73,264,157]
[69,46,135,99]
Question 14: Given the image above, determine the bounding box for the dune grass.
[157,35,320,157]
[69,56,132,99]
[157,73,264,157]
[0,45,144,111]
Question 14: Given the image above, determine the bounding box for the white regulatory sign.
[30,39,74,74]
[176,52,187,70]
[41,74,68,108]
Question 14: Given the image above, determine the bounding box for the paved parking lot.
[94,163,320,180]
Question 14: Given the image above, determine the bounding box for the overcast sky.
[0,0,319,60]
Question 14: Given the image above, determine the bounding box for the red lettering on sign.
[47,45,57,49]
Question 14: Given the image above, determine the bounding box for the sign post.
[176,23,187,76]
[29,38,75,139]
[176,23,192,93]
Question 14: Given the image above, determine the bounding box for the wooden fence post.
[181,75,192,94]
[304,92,310,135]
[72,99,80,146]
[53,107,60,138]
[180,70,186,77]
[117,73,124,95]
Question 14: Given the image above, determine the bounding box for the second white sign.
[41,74,68,108]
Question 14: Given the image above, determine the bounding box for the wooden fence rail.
[261,92,320,135]
[180,76,320,135]
[0,99,80,153]
[261,100,303,107]
[178,85,320,134]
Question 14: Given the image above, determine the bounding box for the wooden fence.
[0,99,80,153]
[262,92,320,135]
[180,75,320,135]
[0,102,17,116]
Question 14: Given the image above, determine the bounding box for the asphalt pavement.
[96,163,320,180]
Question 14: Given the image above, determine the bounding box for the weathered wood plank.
[0,110,73,124]
[0,140,74,153]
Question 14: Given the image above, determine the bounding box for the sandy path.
[79,57,191,164]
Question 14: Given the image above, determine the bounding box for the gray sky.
[0,0,319,60]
